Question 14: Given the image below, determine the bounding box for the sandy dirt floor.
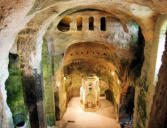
[57,97,120,128]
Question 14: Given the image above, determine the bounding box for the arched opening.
[55,41,122,127]
[105,89,115,105]
[77,16,82,31]
[129,27,145,78]
[100,17,106,31]
[14,8,145,128]
[57,16,71,32]
[42,16,144,127]
[119,86,135,127]
[89,17,94,30]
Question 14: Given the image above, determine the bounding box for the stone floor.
[56,97,120,128]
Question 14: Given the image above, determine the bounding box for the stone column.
[148,27,167,128]
[21,66,46,128]
[107,17,117,32]
[106,16,111,31]
[70,16,77,31]
[94,17,100,31]
[82,16,88,31]
[18,35,47,128]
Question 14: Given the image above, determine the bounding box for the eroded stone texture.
[55,39,142,122]
[0,0,35,127]
[5,54,27,128]
[1,0,167,128]
[21,69,46,128]
[0,58,13,128]
[42,40,56,126]
[0,88,7,128]
[148,30,167,128]
[132,15,167,128]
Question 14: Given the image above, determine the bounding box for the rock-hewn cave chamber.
[0,1,167,128]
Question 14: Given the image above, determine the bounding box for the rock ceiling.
[0,0,167,128]
[1,0,166,58]
[1,0,166,83]
[1,0,164,90]
[0,0,166,93]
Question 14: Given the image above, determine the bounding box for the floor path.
[58,97,120,128]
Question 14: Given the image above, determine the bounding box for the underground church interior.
[0,0,167,128]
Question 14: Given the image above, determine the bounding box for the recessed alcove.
[89,17,94,30]
[77,16,82,31]
[57,16,71,32]
[100,17,106,31]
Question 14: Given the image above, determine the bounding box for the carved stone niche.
[80,75,100,112]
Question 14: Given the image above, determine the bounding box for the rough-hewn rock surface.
[0,0,35,127]
[0,0,167,128]
[148,31,167,128]
[0,89,7,128]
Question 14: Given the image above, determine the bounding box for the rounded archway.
[14,4,147,128]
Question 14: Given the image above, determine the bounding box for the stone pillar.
[106,16,111,31]
[21,66,46,128]
[148,30,167,128]
[18,35,47,128]
[82,16,88,31]
[42,41,56,125]
[70,16,77,31]
[133,15,167,128]
[94,17,100,31]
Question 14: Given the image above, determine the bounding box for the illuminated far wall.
[154,21,167,84]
